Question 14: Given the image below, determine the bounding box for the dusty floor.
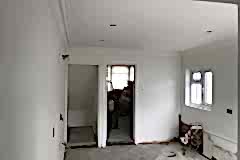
[68,127,96,147]
[65,143,207,160]
[108,116,132,143]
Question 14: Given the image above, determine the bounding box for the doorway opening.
[106,65,135,145]
[67,64,98,147]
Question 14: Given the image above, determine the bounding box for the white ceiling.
[65,0,237,53]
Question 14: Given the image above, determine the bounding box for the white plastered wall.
[68,47,181,147]
[68,65,98,128]
[180,39,238,158]
[0,0,67,160]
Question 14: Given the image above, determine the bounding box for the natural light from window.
[191,83,202,104]
[193,72,201,81]
[112,66,129,89]
[130,66,135,82]
[204,71,213,105]
[185,69,213,110]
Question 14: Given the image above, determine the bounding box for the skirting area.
[65,143,207,160]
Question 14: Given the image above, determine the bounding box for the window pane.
[112,73,128,89]
[107,82,112,91]
[130,66,135,81]
[185,69,191,106]
[112,66,129,74]
[111,66,129,89]
[193,72,202,81]
[191,83,202,104]
[107,66,111,81]
[204,71,213,105]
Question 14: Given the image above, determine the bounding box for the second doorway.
[106,65,135,145]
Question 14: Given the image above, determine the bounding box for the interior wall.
[68,65,98,128]
[180,39,238,154]
[238,6,240,159]
[0,27,9,160]
[68,47,181,145]
[0,0,67,160]
[0,1,9,158]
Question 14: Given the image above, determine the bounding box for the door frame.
[104,64,137,145]
[64,64,101,147]
[64,62,68,144]
[64,63,138,148]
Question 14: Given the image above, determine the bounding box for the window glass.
[112,66,129,89]
[107,66,111,81]
[191,83,202,104]
[185,69,190,106]
[193,72,202,81]
[106,66,112,91]
[130,66,135,81]
[204,71,213,105]
[112,66,129,74]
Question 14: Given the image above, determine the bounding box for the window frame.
[187,69,213,111]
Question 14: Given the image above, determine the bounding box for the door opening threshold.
[107,140,135,146]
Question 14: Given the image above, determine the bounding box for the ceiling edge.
[194,0,238,4]
[68,46,181,57]
[58,0,71,48]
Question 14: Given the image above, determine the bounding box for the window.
[204,71,213,105]
[106,65,135,91]
[129,66,135,82]
[107,66,113,91]
[191,72,202,105]
[107,66,135,90]
[185,69,213,110]
[111,66,129,89]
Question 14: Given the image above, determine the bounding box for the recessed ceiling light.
[99,40,105,42]
[110,24,117,27]
[206,30,213,33]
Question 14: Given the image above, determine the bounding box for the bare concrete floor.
[108,116,132,143]
[68,127,96,147]
[65,143,207,160]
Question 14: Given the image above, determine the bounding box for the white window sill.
[186,103,212,111]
